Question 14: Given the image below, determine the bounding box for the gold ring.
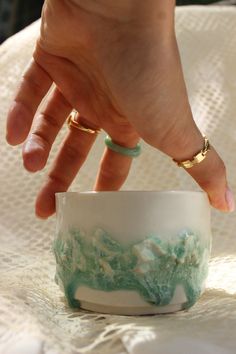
[67,110,101,135]
[173,136,210,169]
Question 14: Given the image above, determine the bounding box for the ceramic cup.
[54,191,211,315]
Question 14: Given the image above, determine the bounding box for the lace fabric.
[0,6,236,354]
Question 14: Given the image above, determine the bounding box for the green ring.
[104,135,141,158]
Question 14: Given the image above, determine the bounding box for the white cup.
[54,191,211,315]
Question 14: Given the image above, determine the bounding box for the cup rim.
[56,190,206,197]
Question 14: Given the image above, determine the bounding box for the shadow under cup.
[54,191,211,315]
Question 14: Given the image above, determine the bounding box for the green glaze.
[104,135,141,158]
[53,228,210,309]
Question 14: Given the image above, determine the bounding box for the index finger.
[6,59,52,145]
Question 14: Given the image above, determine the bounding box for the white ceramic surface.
[54,191,211,315]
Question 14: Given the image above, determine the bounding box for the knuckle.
[30,130,51,151]
[42,112,61,130]
[22,72,45,97]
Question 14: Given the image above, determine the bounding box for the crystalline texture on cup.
[53,191,211,315]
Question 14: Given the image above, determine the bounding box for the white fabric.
[0,6,236,354]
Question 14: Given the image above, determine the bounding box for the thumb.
[162,127,234,212]
[185,143,234,212]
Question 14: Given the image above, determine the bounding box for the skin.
[6,0,234,218]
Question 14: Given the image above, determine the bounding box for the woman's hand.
[6,0,234,217]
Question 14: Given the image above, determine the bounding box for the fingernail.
[225,187,235,212]
[36,214,48,220]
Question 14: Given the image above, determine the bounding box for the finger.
[186,145,234,212]
[22,88,72,172]
[94,136,140,191]
[159,127,234,213]
[6,59,52,145]
[94,149,133,191]
[35,117,99,218]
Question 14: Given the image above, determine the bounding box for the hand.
[6,0,234,218]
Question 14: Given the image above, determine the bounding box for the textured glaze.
[54,228,210,309]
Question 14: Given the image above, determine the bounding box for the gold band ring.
[173,136,210,169]
[67,110,101,135]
